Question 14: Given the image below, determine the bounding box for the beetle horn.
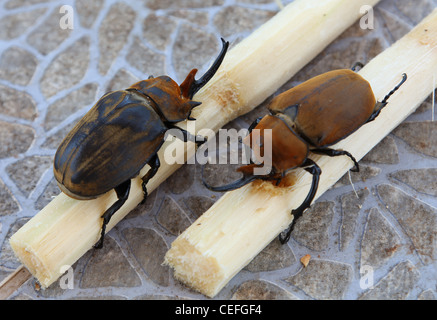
[189,101,202,108]
[201,165,260,192]
[180,69,198,99]
[181,38,230,100]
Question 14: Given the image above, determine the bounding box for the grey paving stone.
[340,188,370,251]
[377,184,436,265]
[6,156,52,197]
[80,236,142,288]
[213,6,275,37]
[392,121,437,158]
[360,208,402,269]
[142,14,178,51]
[122,227,170,287]
[0,121,35,158]
[0,8,47,40]
[244,238,295,272]
[156,196,192,236]
[0,0,435,301]
[231,280,298,300]
[0,85,37,121]
[291,201,335,251]
[284,259,353,300]
[43,83,98,130]
[126,37,166,77]
[0,47,37,86]
[389,168,437,197]
[76,0,104,29]
[359,260,420,300]
[98,3,136,75]
[40,36,90,98]
[27,8,72,55]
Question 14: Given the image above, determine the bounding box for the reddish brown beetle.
[203,65,407,243]
[54,39,229,248]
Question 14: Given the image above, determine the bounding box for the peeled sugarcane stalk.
[164,10,437,298]
[8,0,380,290]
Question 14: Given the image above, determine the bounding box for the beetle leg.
[248,116,263,134]
[279,159,321,244]
[201,169,259,192]
[201,163,277,192]
[94,180,131,249]
[141,155,160,204]
[311,147,359,172]
[172,127,207,147]
[238,115,264,144]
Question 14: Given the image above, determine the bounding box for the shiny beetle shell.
[268,69,377,147]
[54,38,230,248]
[54,90,166,200]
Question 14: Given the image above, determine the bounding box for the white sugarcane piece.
[9,0,380,289]
[164,9,437,298]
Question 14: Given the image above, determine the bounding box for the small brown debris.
[300,254,311,267]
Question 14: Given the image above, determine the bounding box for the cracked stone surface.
[40,36,90,98]
[0,85,37,121]
[0,0,436,301]
[291,201,335,251]
[284,259,353,300]
[27,8,72,55]
[360,208,402,269]
[231,280,298,300]
[0,47,37,86]
[359,260,421,300]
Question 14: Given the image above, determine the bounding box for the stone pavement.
[0,0,436,300]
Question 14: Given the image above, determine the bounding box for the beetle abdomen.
[54,90,166,199]
[269,69,376,147]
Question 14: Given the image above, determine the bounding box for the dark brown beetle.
[203,64,407,243]
[54,38,229,248]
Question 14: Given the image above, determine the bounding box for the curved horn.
[186,38,230,99]
[201,165,259,192]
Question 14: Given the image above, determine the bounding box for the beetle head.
[128,38,229,123]
[129,76,201,123]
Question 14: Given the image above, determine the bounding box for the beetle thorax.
[274,112,298,132]
[128,76,198,123]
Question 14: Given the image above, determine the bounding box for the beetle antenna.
[187,38,229,99]
[381,73,407,105]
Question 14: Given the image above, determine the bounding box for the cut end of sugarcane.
[164,238,224,298]
[9,241,52,288]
